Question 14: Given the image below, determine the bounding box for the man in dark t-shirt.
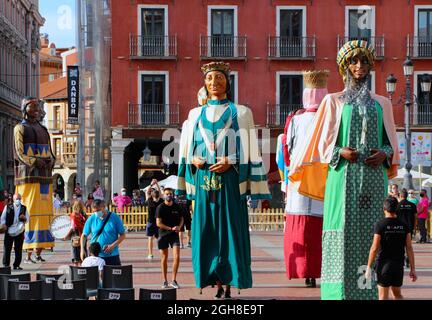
[145,181,164,259]
[366,196,417,300]
[396,190,417,267]
[156,188,184,289]
[397,190,417,235]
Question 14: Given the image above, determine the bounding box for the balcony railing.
[266,103,303,127]
[337,35,385,59]
[129,35,177,59]
[268,36,316,59]
[0,82,23,107]
[128,103,180,127]
[200,35,247,59]
[46,120,79,132]
[413,104,432,125]
[407,35,432,59]
[63,154,77,167]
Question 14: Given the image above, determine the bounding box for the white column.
[111,129,133,198]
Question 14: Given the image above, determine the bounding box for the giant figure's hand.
[192,157,205,170]
[364,149,387,168]
[340,147,359,163]
[209,157,232,173]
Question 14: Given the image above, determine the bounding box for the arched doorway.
[68,173,77,200]
[53,174,65,200]
[86,173,95,199]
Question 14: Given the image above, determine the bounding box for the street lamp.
[403,56,414,77]
[143,140,151,162]
[421,74,431,106]
[386,57,432,191]
[385,74,397,100]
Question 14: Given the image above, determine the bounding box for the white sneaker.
[147,254,154,259]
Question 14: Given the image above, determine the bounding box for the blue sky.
[39,0,76,48]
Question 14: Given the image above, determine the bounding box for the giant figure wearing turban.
[14,97,55,262]
[289,41,400,300]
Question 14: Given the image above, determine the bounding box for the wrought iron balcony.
[407,35,432,59]
[46,120,79,132]
[337,35,385,59]
[129,35,177,59]
[268,36,316,60]
[128,103,180,127]
[413,104,432,125]
[266,103,303,127]
[200,35,247,59]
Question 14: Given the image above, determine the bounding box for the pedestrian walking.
[366,196,417,300]
[156,188,183,289]
[145,180,163,259]
[417,189,429,243]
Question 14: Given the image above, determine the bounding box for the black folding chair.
[97,288,135,300]
[0,267,11,275]
[0,273,31,300]
[8,280,42,300]
[102,265,133,289]
[70,266,99,297]
[139,288,176,300]
[36,273,65,300]
[52,279,87,300]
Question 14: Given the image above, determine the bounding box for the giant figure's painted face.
[204,71,227,99]
[347,53,371,81]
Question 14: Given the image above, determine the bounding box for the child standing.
[366,196,417,300]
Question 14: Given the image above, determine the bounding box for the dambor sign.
[67,66,79,124]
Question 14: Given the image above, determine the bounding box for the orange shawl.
[288,91,400,201]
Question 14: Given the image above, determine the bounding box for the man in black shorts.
[156,188,183,289]
[177,195,192,249]
[366,196,417,300]
[145,179,163,259]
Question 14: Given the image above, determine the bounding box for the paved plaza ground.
[1,231,431,300]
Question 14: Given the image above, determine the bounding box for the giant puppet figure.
[283,70,329,288]
[177,62,271,299]
[289,41,400,300]
[14,97,55,261]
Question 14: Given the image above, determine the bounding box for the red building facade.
[110,0,432,200]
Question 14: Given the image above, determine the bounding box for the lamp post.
[386,57,431,190]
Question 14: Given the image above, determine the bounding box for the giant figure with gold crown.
[289,41,400,300]
[283,70,329,288]
[13,97,55,262]
[177,62,271,299]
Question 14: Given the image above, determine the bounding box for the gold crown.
[303,70,330,89]
[201,61,231,75]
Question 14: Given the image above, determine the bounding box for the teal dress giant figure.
[177,98,271,290]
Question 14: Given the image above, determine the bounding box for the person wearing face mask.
[145,180,163,259]
[112,188,132,213]
[0,193,29,270]
[407,189,419,206]
[80,199,126,265]
[156,188,184,289]
[417,189,429,244]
